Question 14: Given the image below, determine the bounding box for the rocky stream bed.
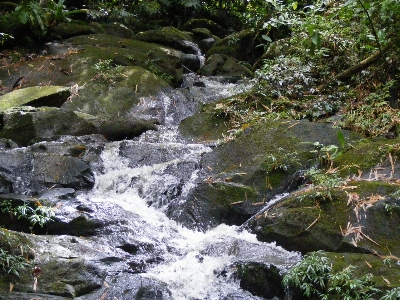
[0,21,400,300]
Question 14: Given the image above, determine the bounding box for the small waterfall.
[88,140,301,300]
[74,75,302,299]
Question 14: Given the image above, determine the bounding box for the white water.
[83,134,301,299]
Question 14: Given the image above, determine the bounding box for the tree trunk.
[319,38,399,91]
[335,39,396,82]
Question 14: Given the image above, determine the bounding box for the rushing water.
[73,75,302,299]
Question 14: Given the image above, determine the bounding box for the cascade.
[77,75,302,299]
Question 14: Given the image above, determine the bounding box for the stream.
[71,75,302,299]
[1,74,302,300]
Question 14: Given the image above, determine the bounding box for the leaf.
[261,35,272,42]
[311,31,322,49]
[292,1,298,10]
[337,130,346,149]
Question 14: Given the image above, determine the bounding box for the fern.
[181,0,201,8]
[109,9,137,23]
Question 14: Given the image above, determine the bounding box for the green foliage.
[14,203,54,227]
[0,248,30,277]
[341,81,400,137]
[255,56,342,120]
[283,252,380,300]
[92,59,125,83]
[283,251,331,297]
[308,131,347,166]
[264,148,302,173]
[14,0,74,38]
[340,0,400,51]
[324,266,379,300]
[0,199,54,228]
[380,287,400,300]
[0,33,14,45]
[304,168,342,201]
[15,0,47,36]
[14,202,55,228]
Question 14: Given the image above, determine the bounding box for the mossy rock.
[316,251,400,293]
[134,26,197,54]
[182,19,227,38]
[49,21,97,40]
[335,137,400,177]
[206,29,264,63]
[199,119,362,195]
[250,180,400,256]
[191,28,216,40]
[0,86,70,112]
[179,110,229,141]
[199,54,253,77]
[0,33,182,120]
[0,106,97,146]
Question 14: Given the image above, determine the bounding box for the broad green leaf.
[262,34,272,42]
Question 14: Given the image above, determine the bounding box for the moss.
[206,46,236,58]
[0,111,35,146]
[316,252,400,292]
[182,19,227,37]
[212,182,259,205]
[179,112,229,141]
[254,178,400,255]
[0,86,70,112]
[336,138,400,176]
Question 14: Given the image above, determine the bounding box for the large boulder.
[246,135,400,257]
[182,19,228,38]
[134,26,199,55]
[206,29,264,64]
[199,54,253,78]
[0,33,182,119]
[0,106,97,146]
[176,114,363,230]
[0,136,104,196]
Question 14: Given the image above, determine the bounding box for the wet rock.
[0,175,13,194]
[32,153,95,190]
[0,107,98,146]
[167,182,259,230]
[0,138,18,150]
[0,147,95,195]
[198,37,216,53]
[249,181,400,256]
[0,292,68,299]
[49,215,103,236]
[94,116,157,141]
[76,273,172,300]
[235,262,285,299]
[181,53,202,73]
